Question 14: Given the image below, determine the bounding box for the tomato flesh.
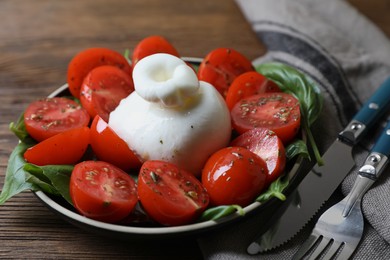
[90,115,141,171]
[231,128,286,186]
[132,35,180,65]
[70,161,138,223]
[24,97,90,142]
[197,48,254,98]
[24,127,90,166]
[138,160,209,226]
[202,147,268,207]
[231,92,301,144]
[67,47,132,98]
[225,71,281,110]
[80,65,134,122]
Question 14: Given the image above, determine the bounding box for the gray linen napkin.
[198,0,390,259]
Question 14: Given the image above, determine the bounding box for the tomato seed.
[186,191,198,200]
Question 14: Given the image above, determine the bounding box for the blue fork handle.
[371,120,390,158]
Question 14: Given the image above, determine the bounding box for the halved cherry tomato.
[67,47,132,98]
[225,71,281,110]
[90,115,141,170]
[138,160,209,226]
[197,48,254,98]
[231,92,301,144]
[24,97,90,142]
[70,160,138,223]
[230,128,286,186]
[80,65,134,122]
[132,35,180,66]
[24,127,90,166]
[202,146,268,207]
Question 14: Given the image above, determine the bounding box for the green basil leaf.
[24,163,73,205]
[25,174,60,196]
[199,205,244,221]
[0,142,37,205]
[123,48,131,64]
[256,176,289,202]
[256,62,324,165]
[256,62,322,126]
[286,139,310,160]
[9,113,34,144]
[23,163,52,183]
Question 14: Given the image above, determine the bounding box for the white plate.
[34,57,307,239]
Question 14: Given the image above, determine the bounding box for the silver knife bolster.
[338,119,366,145]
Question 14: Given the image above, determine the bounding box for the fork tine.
[292,234,320,260]
[308,236,332,260]
[322,240,343,260]
[335,243,355,260]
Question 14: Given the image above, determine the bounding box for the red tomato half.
[24,127,90,166]
[90,115,141,171]
[231,92,301,144]
[202,147,268,207]
[138,160,209,226]
[24,97,90,142]
[70,161,138,223]
[225,71,281,110]
[132,35,180,65]
[197,48,254,98]
[80,65,134,122]
[231,128,286,186]
[67,47,132,98]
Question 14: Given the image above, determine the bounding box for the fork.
[292,121,390,260]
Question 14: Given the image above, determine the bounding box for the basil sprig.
[256,62,324,165]
[24,163,73,205]
[0,118,73,205]
[199,205,244,221]
[9,113,31,143]
[0,142,36,204]
[256,176,289,202]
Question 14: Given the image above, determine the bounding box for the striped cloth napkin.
[198,0,390,259]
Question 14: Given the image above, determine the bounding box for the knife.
[247,76,390,254]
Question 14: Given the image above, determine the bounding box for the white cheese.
[109,54,231,175]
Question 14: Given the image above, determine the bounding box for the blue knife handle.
[354,77,390,125]
[371,120,390,157]
[340,77,390,144]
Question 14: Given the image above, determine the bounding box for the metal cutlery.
[248,77,390,254]
[293,120,390,259]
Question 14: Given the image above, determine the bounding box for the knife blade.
[247,76,390,255]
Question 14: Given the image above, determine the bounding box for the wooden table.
[1,0,389,259]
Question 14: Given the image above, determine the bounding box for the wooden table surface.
[1,0,389,259]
